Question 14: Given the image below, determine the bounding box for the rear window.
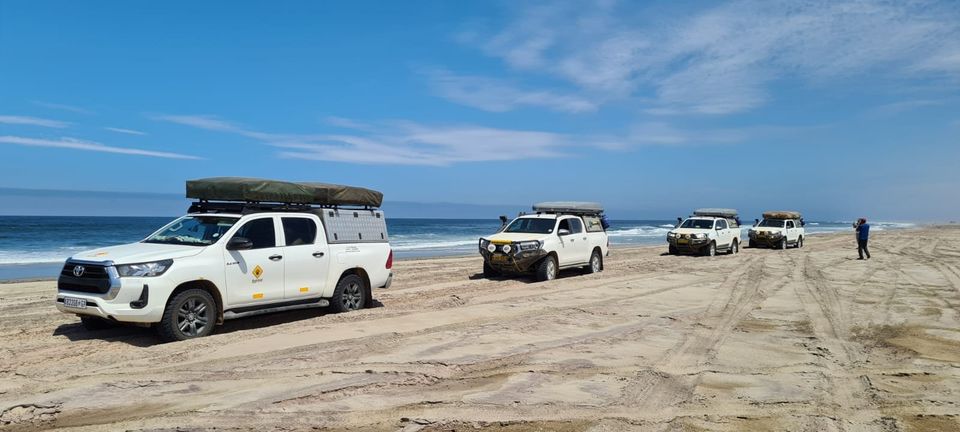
[282,217,317,246]
[583,215,604,232]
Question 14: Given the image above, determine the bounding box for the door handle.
[312,252,325,258]
[269,255,283,261]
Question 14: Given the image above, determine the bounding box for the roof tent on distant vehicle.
[532,201,604,215]
[762,211,802,220]
[693,208,739,219]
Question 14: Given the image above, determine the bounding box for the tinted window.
[758,219,785,228]
[233,218,276,249]
[786,220,795,229]
[717,219,727,229]
[282,217,317,246]
[568,218,584,233]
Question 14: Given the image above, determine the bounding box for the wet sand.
[1,227,959,431]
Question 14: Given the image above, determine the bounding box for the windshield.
[504,218,555,234]
[143,216,239,246]
[680,219,714,229]
[758,219,785,228]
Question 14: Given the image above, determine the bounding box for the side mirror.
[716,226,723,231]
[227,236,253,250]
[558,229,571,236]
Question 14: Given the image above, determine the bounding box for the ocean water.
[0,216,914,281]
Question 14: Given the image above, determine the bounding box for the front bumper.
[668,237,709,253]
[749,233,784,247]
[56,270,167,324]
[480,248,548,272]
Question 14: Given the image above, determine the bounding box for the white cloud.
[464,0,960,115]
[30,101,95,115]
[154,114,571,165]
[424,69,598,113]
[0,136,201,160]
[0,115,70,128]
[104,127,147,136]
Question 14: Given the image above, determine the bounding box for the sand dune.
[1,227,959,431]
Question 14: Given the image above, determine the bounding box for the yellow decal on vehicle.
[491,240,512,245]
[252,265,264,279]
[300,287,309,293]
[252,293,264,299]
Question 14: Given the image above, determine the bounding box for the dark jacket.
[856,223,870,240]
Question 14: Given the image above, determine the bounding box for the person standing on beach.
[854,218,871,259]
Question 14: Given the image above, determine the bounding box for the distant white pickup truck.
[748,211,806,249]
[56,178,393,341]
[667,208,742,256]
[479,202,610,281]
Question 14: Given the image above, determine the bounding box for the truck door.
[280,216,328,299]
[224,216,285,306]
[715,218,730,248]
[557,217,589,265]
[786,220,796,243]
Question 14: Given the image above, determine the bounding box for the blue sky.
[1,0,958,220]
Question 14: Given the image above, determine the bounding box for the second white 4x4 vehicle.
[748,211,805,249]
[667,208,742,256]
[479,202,609,282]
[55,178,394,341]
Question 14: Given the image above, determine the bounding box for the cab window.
[232,218,277,249]
[567,218,584,234]
[716,219,727,230]
[786,220,795,229]
[282,217,317,246]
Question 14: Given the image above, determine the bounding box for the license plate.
[63,297,87,309]
[677,239,689,245]
[491,255,508,263]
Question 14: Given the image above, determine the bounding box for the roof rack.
[187,200,374,215]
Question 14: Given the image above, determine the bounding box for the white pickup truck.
[667,208,742,256]
[479,202,609,282]
[748,211,805,249]
[55,178,393,341]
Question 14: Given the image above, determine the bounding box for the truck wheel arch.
[591,247,604,270]
[170,280,224,324]
[338,268,372,308]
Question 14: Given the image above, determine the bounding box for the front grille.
[59,263,109,279]
[58,262,113,294]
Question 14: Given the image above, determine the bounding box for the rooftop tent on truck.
[185,177,383,207]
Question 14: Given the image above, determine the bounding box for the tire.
[535,255,558,282]
[729,240,739,255]
[780,238,788,250]
[331,274,367,313]
[585,249,602,274]
[483,261,501,278]
[157,289,216,342]
[80,316,115,331]
[797,236,804,248]
[704,242,716,257]
[668,245,678,255]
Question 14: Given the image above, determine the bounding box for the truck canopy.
[762,211,802,220]
[533,201,604,215]
[186,177,383,207]
[693,208,739,218]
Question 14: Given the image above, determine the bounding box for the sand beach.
[1,227,958,431]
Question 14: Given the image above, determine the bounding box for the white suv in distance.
[748,211,805,249]
[479,202,609,282]
[667,209,742,256]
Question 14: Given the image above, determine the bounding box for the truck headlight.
[667,232,677,238]
[518,240,542,251]
[117,259,173,277]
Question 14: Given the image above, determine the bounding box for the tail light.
[385,249,393,270]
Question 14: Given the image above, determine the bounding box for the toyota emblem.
[73,265,85,277]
